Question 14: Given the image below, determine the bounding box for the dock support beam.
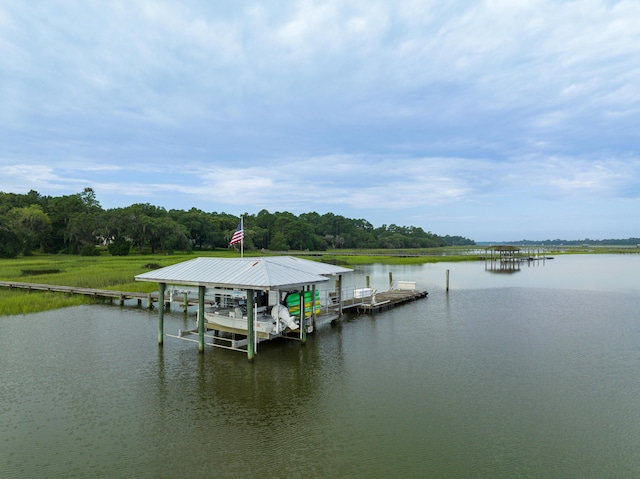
[198,285,205,353]
[311,284,317,331]
[337,274,343,318]
[246,289,255,360]
[158,283,165,346]
[299,289,307,344]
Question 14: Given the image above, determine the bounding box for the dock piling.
[299,290,307,344]
[158,283,165,346]
[247,289,255,360]
[198,286,205,353]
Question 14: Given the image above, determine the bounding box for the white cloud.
[1,0,640,239]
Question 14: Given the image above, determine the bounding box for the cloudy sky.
[1,1,639,242]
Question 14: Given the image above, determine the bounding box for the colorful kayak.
[285,290,320,317]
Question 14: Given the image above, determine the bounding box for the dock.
[2,258,429,361]
[0,280,428,315]
[341,288,428,313]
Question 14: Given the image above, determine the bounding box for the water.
[2,255,640,478]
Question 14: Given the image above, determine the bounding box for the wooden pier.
[0,280,164,308]
[1,280,429,315]
[341,289,428,314]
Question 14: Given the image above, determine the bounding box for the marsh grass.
[0,252,203,316]
[1,247,635,316]
[0,289,90,316]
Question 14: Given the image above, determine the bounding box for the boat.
[199,301,301,336]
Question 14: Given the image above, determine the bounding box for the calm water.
[2,255,640,478]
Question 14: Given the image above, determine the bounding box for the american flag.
[229,222,244,246]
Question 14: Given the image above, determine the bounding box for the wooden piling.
[158,283,165,346]
[198,286,205,353]
[337,275,344,318]
[311,284,317,331]
[299,289,307,344]
[247,289,255,360]
[446,270,450,292]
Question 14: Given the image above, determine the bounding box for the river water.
[1,254,640,478]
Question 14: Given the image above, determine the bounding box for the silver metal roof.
[135,256,352,290]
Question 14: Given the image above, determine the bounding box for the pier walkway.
[340,288,428,314]
[0,280,160,307]
[0,280,429,315]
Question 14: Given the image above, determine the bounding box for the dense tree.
[170,208,214,250]
[44,190,98,253]
[0,189,477,255]
[6,205,52,254]
[0,223,22,258]
[108,236,131,256]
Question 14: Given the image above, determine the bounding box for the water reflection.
[484,259,522,274]
[350,254,640,293]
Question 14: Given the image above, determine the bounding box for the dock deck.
[341,288,428,313]
[0,280,429,315]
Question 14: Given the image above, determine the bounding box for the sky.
[1,1,639,242]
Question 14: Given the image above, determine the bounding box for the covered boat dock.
[135,256,352,360]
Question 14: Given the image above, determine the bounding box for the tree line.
[0,188,475,258]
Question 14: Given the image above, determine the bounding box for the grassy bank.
[0,253,188,316]
[1,246,637,316]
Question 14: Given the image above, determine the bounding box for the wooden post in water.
[366,276,370,288]
[183,292,188,314]
[337,275,343,318]
[246,289,255,360]
[299,289,307,344]
[158,283,165,346]
[311,284,317,330]
[147,293,152,310]
[389,272,393,289]
[446,270,450,292]
[198,285,205,353]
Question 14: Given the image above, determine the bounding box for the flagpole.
[240,216,244,258]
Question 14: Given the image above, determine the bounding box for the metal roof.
[135,256,352,290]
